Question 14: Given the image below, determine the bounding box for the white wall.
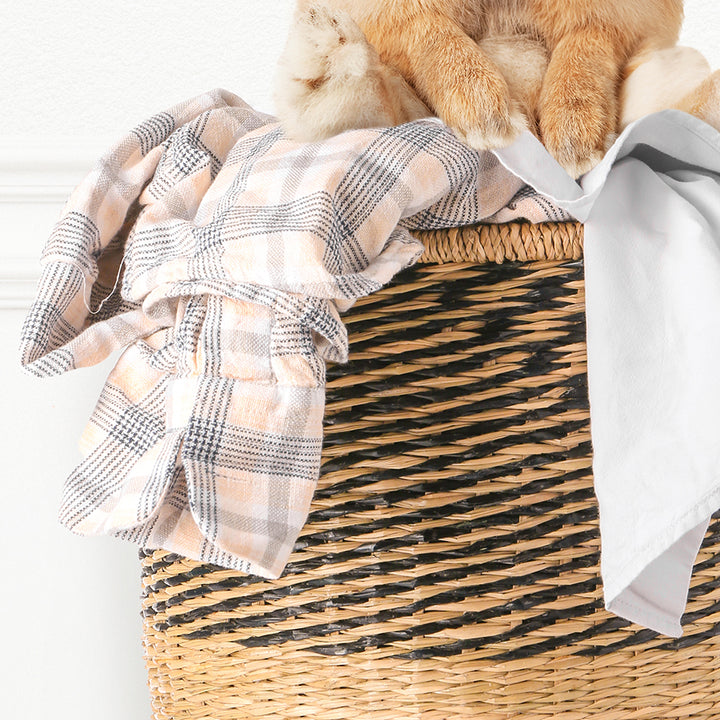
[2,0,295,138]
[2,1,718,141]
[1,2,719,719]
[680,1,720,68]
[0,335,145,720]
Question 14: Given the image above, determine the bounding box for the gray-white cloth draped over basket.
[20,88,720,638]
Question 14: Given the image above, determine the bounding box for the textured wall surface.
[679,0,720,67]
[3,0,719,140]
[3,0,295,139]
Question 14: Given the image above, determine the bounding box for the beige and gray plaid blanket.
[20,88,568,577]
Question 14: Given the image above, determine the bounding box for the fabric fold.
[21,89,559,578]
[495,109,720,637]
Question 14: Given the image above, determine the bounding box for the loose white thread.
[81,254,127,315]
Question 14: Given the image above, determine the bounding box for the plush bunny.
[275,2,719,176]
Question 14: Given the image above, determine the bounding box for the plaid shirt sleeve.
[19,89,567,577]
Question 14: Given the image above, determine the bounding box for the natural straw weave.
[141,221,720,720]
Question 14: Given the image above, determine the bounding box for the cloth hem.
[605,593,682,638]
[603,482,720,608]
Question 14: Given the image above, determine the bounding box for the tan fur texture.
[275,1,718,177]
[620,46,712,129]
[274,5,430,141]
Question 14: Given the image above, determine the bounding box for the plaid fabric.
[20,89,568,577]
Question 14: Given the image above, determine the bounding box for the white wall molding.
[0,135,111,310]
[0,257,41,310]
[0,135,113,203]
[1,185,76,205]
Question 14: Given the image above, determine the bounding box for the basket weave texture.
[141,221,720,720]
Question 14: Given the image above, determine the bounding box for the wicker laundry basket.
[140,222,720,720]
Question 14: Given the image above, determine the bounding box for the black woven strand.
[140,258,720,662]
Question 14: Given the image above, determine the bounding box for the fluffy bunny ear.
[620,46,712,130]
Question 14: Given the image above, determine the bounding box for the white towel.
[495,110,720,637]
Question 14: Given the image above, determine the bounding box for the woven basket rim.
[417,221,583,264]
